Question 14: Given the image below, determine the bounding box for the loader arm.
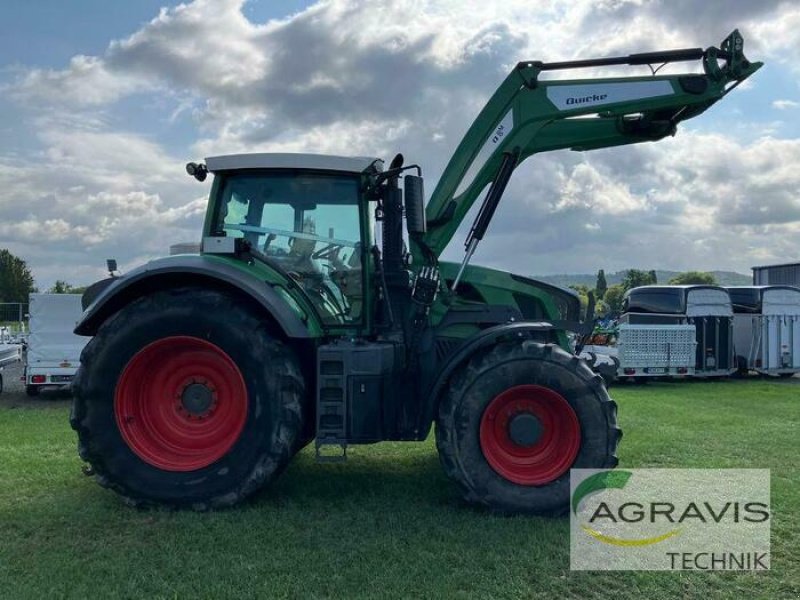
[422,30,762,257]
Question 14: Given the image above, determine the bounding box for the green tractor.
[71,32,759,514]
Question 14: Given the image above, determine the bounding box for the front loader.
[71,31,760,514]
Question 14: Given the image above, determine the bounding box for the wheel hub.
[507,413,543,447]
[479,384,581,486]
[181,382,214,416]
[114,336,248,472]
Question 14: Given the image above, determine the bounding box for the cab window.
[214,172,364,324]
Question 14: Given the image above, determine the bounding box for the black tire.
[595,356,619,387]
[71,286,306,509]
[436,341,621,515]
[779,373,795,379]
[25,384,40,397]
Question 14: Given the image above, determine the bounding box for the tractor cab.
[200,153,379,327]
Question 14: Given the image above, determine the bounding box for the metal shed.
[752,262,800,286]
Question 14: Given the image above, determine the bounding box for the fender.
[75,255,313,338]
[419,321,562,436]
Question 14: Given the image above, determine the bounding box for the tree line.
[0,249,86,303]
[569,268,717,316]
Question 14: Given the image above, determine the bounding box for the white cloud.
[773,99,799,110]
[2,0,800,288]
[12,55,149,106]
[553,162,648,215]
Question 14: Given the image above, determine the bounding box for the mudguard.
[75,255,313,338]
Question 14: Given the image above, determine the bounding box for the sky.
[1,0,799,289]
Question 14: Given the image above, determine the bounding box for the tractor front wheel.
[71,287,305,509]
[436,341,621,515]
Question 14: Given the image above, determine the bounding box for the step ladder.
[315,346,348,462]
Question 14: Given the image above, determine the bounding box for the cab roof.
[205,153,381,174]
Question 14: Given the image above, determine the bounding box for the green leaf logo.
[572,470,632,515]
[572,470,682,546]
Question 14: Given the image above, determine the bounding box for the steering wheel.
[311,243,343,261]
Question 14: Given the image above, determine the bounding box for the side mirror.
[404,175,426,235]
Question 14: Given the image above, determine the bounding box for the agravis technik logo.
[570,469,770,571]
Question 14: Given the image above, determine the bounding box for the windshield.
[213,172,364,325]
[728,288,760,314]
[622,289,683,314]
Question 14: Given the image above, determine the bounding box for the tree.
[48,280,87,294]
[595,269,607,299]
[621,269,657,291]
[567,284,594,317]
[568,284,591,296]
[668,271,717,285]
[0,249,35,303]
[603,284,625,314]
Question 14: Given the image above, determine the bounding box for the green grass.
[0,380,798,599]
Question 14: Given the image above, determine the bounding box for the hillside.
[533,270,751,288]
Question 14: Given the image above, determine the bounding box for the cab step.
[315,345,348,462]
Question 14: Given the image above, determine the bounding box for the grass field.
[0,378,798,599]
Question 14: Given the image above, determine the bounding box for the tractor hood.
[436,261,581,325]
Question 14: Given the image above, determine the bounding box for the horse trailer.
[728,286,800,377]
[621,286,735,377]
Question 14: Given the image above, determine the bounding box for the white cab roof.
[205,153,381,174]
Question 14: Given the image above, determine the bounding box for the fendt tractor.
[71,32,759,514]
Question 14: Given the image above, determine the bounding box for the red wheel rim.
[114,336,248,472]
[479,384,581,485]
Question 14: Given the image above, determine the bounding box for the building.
[752,262,800,286]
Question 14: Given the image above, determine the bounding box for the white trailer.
[24,293,89,396]
[579,324,696,381]
[728,286,800,377]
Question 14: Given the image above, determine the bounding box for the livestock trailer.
[621,286,735,377]
[727,285,800,377]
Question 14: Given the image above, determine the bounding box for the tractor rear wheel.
[71,286,305,509]
[436,341,621,515]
